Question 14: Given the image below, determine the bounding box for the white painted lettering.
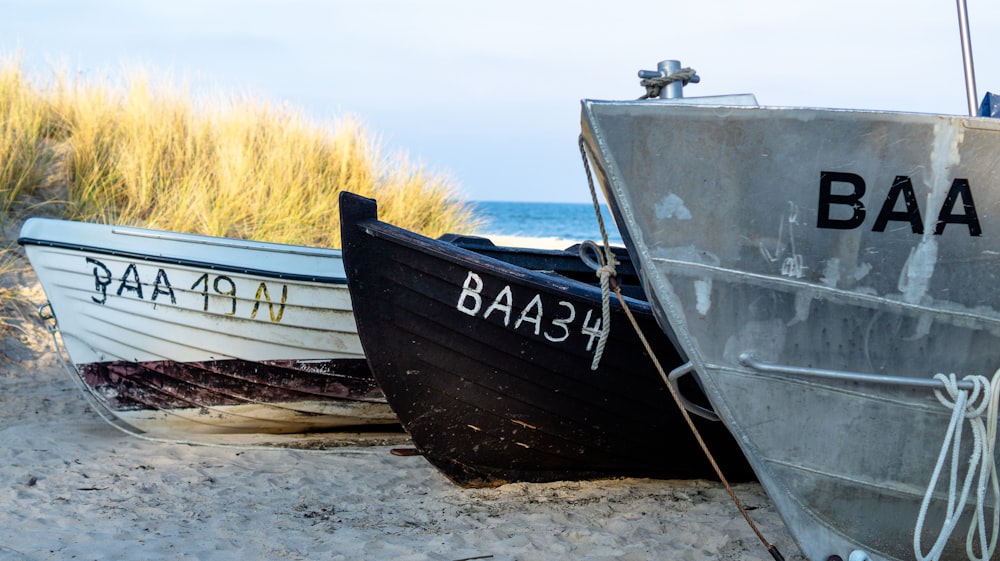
[581,309,602,351]
[514,294,544,335]
[456,272,484,316]
[483,285,514,326]
[544,301,575,343]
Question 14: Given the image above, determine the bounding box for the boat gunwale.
[19,236,348,285]
[579,97,1000,126]
[354,218,655,314]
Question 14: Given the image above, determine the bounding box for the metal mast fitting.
[637,60,700,100]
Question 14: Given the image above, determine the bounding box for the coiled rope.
[914,371,1000,561]
[638,67,699,99]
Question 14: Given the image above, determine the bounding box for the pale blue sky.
[3,0,998,202]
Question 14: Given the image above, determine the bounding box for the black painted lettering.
[87,257,112,304]
[817,171,867,230]
[116,263,144,299]
[251,282,287,322]
[934,178,982,236]
[872,176,924,234]
[214,276,237,316]
[192,273,210,311]
[151,269,176,304]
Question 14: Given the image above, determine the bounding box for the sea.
[469,201,624,245]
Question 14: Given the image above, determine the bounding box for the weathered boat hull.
[339,191,753,487]
[19,218,397,435]
[581,99,1000,560]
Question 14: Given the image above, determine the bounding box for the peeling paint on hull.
[19,218,397,437]
[77,357,395,434]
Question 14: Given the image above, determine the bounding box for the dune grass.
[0,55,483,334]
[2,57,480,243]
[0,59,52,224]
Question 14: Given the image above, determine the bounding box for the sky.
[3,0,999,202]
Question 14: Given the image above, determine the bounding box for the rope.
[639,67,699,99]
[969,370,1000,560]
[578,240,617,370]
[914,372,1000,561]
[577,134,619,371]
[577,135,785,561]
[39,309,383,456]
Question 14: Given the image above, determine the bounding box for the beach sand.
[0,251,807,561]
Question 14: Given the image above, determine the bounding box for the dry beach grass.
[0,54,480,248]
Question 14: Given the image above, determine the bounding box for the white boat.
[19,218,398,437]
[581,64,1000,560]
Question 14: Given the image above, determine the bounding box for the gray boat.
[581,64,1000,560]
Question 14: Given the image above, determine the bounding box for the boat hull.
[339,191,753,487]
[20,218,396,435]
[581,100,1000,560]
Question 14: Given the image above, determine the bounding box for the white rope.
[577,135,621,371]
[591,250,618,371]
[577,240,617,371]
[914,372,999,561]
[967,369,1000,560]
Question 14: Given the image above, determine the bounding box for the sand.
[0,248,807,561]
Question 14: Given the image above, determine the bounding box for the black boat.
[339,191,753,487]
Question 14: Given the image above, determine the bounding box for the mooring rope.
[577,137,620,371]
[914,371,1000,561]
[576,135,784,561]
[638,67,698,99]
[970,371,1000,561]
[38,307,383,455]
[577,240,617,371]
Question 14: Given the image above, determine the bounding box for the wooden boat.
[19,218,398,437]
[581,62,1000,561]
[338,191,754,487]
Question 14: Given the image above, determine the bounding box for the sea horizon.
[469,200,623,245]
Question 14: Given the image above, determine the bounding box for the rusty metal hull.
[339,191,754,487]
[19,218,396,435]
[581,99,1000,561]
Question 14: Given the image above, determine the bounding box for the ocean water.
[470,201,624,245]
